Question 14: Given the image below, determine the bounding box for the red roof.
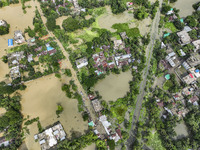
[189,73,194,78]
[116,129,122,139]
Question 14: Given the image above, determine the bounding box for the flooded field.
[56,16,68,29]
[20,74,88,150]
[83,143,96,150]
[98,6,152,35]
[0,1,35,82]
[0,108,6,116]
[174,122,188,139]
[94,71,132,102]
[173,0,199,17]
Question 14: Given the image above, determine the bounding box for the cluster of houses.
[88,95,122,143]
[34,123,66,150]
[75,34,133,75]
[7,51,25,80]
[158,83,199,119]
[160,9,200,119]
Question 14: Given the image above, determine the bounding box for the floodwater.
[94,71,132,102]
[174,122,188,139]
[0,108,6,116]
[0,1,35,82]
[83,143,96,150]
[98,6,152,35]
[56,16,69,29]
[173,0,199,17]
[20,74,88,150]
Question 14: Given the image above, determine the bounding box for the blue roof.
[195,69,199,73]
[8,39,13,47]
[180,18,184,23]
[47,46,54,51]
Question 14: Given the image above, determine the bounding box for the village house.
[192,39,200,52]
[10,66,21,80]
[14,30,25,44]
[0,20,7,27]
[7,51,25,67]
[114,54,132,68]
[0,137,10,148]
[27,38,36,46]
[183,26,192,33]
[173,93,184,101]
[113,39,125,50]
[75,57,88,69]
[34,123,66,150]
[186,53,200,67]
[177,30,191,45]
[165,52,177,67]
[188,95,199,106]
[182,86,195,96]
[120,32,128,40]
[91,99,102,113]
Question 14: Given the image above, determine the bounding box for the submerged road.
[34,2,97,122]
[126,0,163,149]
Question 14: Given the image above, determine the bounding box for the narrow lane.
[126,0,163,149]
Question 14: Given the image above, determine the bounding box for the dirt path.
[126,0,163,149]
[34,1,97,122]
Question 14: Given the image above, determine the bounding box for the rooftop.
[177,30,191,45]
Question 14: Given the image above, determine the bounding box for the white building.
[0,20,7,27]
[192,39,200,52]
[14,30,25,44]
[75,57,88,69]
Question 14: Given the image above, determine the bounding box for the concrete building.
[114,54,132,68]
[113,39,125,50]
[10,66,21,79]
[7,51,25,67]
[177,30,191,45]
[14,30,25,44]
[0,20,7,27]
[186,53,200,67]
[120,32,128,40]
[165,52,176,67]
[0,137,10,147]
[75,57,88,69]
[188,95,199,106]
[182,73,196,85]
[91,99,102,113]
[35,123,66,150]
[192,39,200,52]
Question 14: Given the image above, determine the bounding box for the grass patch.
[147,131,166,150]
[163,80,173,91]
[164,22,178,32]
[78,29,99,42]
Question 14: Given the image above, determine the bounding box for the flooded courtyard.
[20,74,88,150]
[173,0,199,17]
[94,71,132,102]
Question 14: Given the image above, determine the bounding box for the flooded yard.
[83,143,96,150]
[20,74,88,150]
[174,122,188,139]
[173,0,199,17]
[94,71,132,102]
[0,1,35,82]
[98,6,152,35]
[56,16,69,29]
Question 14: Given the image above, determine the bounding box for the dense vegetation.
[0,24,10,35]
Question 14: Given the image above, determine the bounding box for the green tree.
[62,17,80,32]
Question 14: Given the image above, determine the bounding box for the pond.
[174,122,188,139]
[94,71,132,102]
[98,6,152,35]
[173,0,199,17]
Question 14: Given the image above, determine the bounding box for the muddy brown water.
[83,143,96,150]
[20,74,88,150]
[173,0,199,17]
[56,16,69,29]
[0,1,35,82]
[94,71,132,102]
[98,6,152,35]
[174,122,188,139]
